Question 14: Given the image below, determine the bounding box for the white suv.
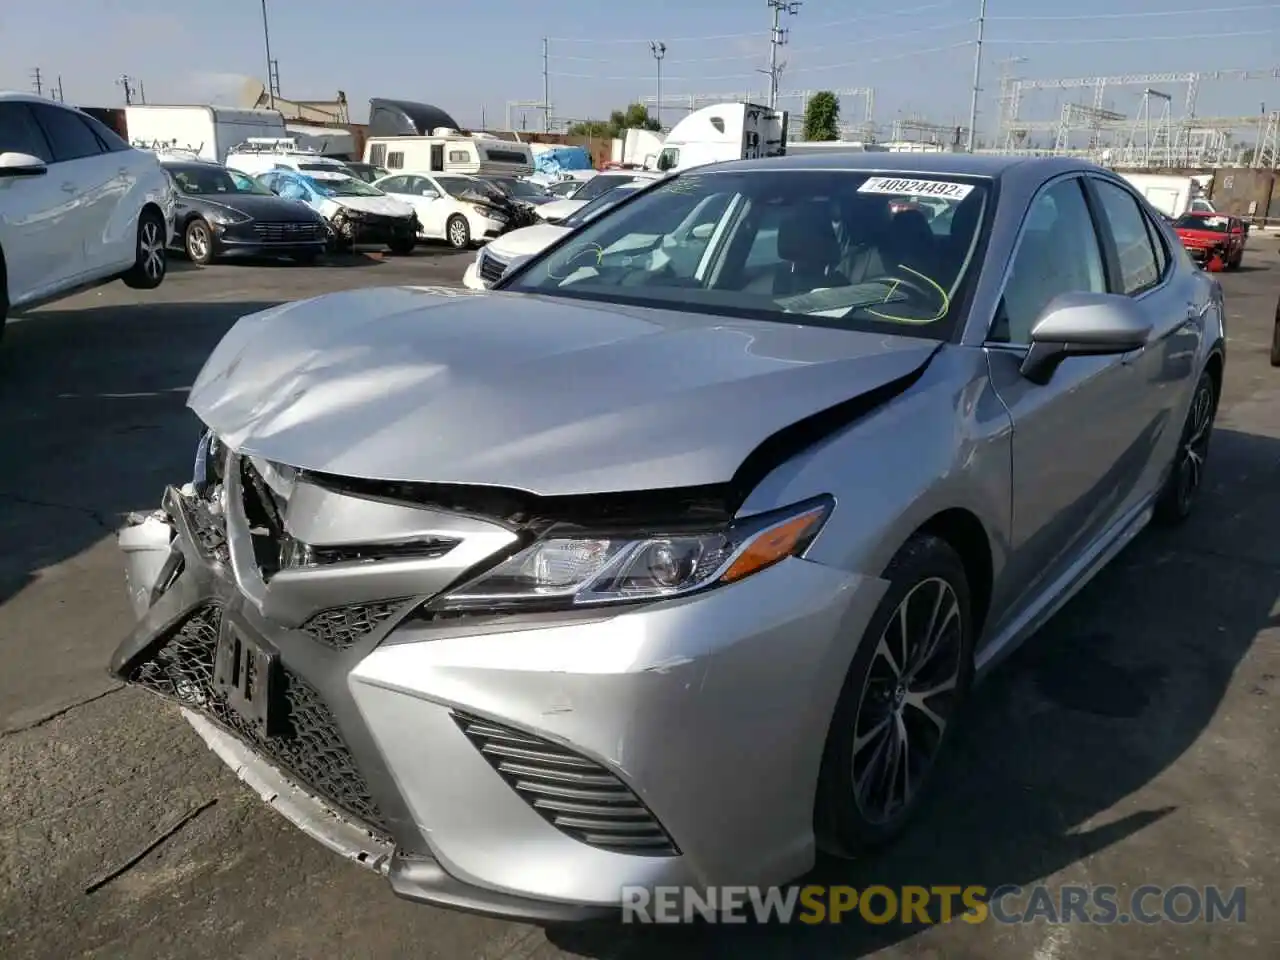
[0,92,175,341]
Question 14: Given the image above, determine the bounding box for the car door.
[411,176,449,238]
[1084,174,1203,512]
[982,174,1156,633]
[80,111,150,271]
[0,100,68,305]
[30,102,116,279]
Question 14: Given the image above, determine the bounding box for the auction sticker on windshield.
[858,177,973,200]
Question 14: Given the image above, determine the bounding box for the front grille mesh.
[478,251,506,284]
[254,221,325,242]
[129,604,390,835]
[454,712,679,857]
[298,600,409,650]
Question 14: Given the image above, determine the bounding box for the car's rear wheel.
[184,219,215,265]
[122,209,167,289]
[815,534,974,856]
[1154,368,1218,525]
[446,215,471,249]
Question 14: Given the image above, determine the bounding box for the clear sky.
[1,0,1277,141]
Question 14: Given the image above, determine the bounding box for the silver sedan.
[110,153,1224,921]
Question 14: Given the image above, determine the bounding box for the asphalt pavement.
[0,242,1276,959]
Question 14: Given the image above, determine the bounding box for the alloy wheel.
[449,219,468,247]
[850,576,964,825]
[187,223,210,262]
[1176,380,1215,513]
[141,220,165,280]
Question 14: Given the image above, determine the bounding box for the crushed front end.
[111,431,877,920]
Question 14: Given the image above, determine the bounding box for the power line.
[552,19,971,64]
[543,0,960,43]
[546,41,971,83]
[987,2,1280,18]
[988,30,1265,44]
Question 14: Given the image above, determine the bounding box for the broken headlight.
[430,497,832,613]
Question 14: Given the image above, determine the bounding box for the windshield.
[562,184,644,228]
[168,166,273,196]
[504,169,991,339]
[486,177,547,199]
[1173,213,1228,232]
[306,175,384,197]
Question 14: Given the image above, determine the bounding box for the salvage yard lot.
[0,243,1277,959]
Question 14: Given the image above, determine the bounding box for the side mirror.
[690,222,716,241]
[0,152,48,177]
[1019,291,1153,385]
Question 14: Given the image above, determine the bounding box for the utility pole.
[765,0,800,110]
[542,38,550,132]
[55,76,64,102]
[260,0,275,109]
[650,41,667,128]
[117,75,135,106]
[30,67,43,97]
[966,0,987,152]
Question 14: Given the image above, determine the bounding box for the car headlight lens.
[208,209,250,226]
[430,497,831,612]
[472,204,506,219]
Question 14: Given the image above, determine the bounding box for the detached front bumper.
[110,479,880,919]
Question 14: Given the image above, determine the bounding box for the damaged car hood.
[187,286,939,496]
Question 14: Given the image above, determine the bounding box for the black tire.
[446,215,471,250]
[1153,368,1218,525]
[1271,298,1280,368]
[292,250,320,265]
[184,218,215,265]
[122,209,167,290]
[388,235,416,255]
[815,534,975,857]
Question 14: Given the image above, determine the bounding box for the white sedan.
[534,171,663,222]
[371,173,510,249]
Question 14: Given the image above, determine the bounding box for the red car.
[1171,212,1246,271]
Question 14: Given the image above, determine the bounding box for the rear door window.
[32,104,106,162]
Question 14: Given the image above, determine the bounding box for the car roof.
[717,151,1102,184]
[0,90,66,105]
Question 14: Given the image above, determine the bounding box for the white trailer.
[364,130,534,177]
[1117,173,1216,219]
[653,102,788,173]
[124,105,288,164]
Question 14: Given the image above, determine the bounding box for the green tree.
[568,103,661,138]
[802,91,841,141]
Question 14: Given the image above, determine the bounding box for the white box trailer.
[653,102,788,173]
[124,105,288,164]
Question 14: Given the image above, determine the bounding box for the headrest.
[777,204,840,265]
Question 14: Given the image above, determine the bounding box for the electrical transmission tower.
[30,67,43,97]
[763,0,800,110]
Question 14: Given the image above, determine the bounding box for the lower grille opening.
[129,604,390,836]
[454,712,679,857]
[299,600,410,650]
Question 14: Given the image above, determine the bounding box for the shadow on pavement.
[0,300,279,608]
[547,428,1278,958]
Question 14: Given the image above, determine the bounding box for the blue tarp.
[533,145,592,176]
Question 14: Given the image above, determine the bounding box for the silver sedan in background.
[110,153,1224,921]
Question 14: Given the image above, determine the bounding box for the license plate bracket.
[213,620,280,738]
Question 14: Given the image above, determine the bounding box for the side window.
[387,151,404,169]
[380,176,406,192]
[369,143,386,166]
[1144,210,1169,278]
[1091,179,1161,295]
[80,114,132,152]
[448,150,470,163]
[32,104,105,162]
[0,102,53,161]
[992,178,1107,345]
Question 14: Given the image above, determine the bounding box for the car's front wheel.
[388,235,416,255]
[446,214,471,249]
[815,534,975,856]
[184,218,215,265]
[1154,368,1219,525]
[122,209,167,289]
